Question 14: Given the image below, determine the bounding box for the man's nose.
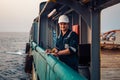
[61,24,65,27]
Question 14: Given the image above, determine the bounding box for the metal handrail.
[31,42,87,80]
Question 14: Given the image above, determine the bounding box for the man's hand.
[45,48,59,56]
[51,48,59,56]
[51,48,58,53]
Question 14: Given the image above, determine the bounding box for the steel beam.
[91,9,101,80]
[53,0,91,26]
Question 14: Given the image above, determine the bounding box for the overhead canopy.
[71,0,120,9]
[40,0,120,26]
[40,0,120,15]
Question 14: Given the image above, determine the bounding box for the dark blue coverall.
[56,29,79,71]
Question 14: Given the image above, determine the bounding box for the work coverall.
[56,29,79,71]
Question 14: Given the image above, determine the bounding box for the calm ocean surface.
[0,32,30,80]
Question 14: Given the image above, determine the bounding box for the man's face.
[59,22,69,31]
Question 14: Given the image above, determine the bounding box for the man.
[46,15,79,71]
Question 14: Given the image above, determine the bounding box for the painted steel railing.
[31,42,87,80]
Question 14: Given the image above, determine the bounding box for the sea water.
[0,32,30,80]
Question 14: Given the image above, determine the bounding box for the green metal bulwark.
[31,42,87,80]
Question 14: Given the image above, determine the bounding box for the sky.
[101,3,120,33]
[0,0,120,32]
[0,0,46,32]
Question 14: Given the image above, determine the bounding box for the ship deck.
[101,49,120,80]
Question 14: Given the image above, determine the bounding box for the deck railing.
[31,42,87,80]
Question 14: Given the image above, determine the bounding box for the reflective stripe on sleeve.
[69,46,76,53]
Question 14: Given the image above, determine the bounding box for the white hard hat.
[58,15,69,23]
